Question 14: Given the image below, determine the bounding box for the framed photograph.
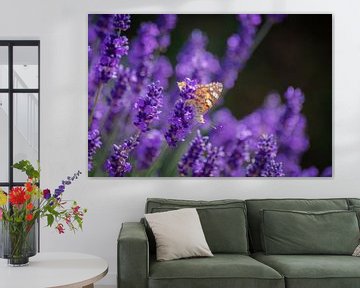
[88,14,332,177]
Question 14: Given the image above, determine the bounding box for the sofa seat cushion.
[252,252,360,288]
[149,254,284,288]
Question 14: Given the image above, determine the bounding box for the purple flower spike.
[88,129,102,172]
[176,29,220,83]
[246,134,284,177]
[268,14,288,23]
[164,78,198,147]
[178,130,224,177]
[105,134,140,177]
[156,14,177,50]
[112,14,131,31]
[128,22,160,90]
[134,81,164,132]
[157,14,177,31]
[136,130,163,170]
[102,34,129,60]
[220,14,262,89]
[321,166,332,177]
[54,171,82,199]
[96,34,129,83]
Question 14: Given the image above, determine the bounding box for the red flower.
[26,203,34,210]
[56,223,65,234]
[26,214,33,221]
[24,193,31,201]
[9,187,26,205]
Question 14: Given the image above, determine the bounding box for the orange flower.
[25,182,33,192]
[24,193,31,200]
[26,203,34,210]
[26,214,33,221]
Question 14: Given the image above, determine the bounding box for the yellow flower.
[0,190,7,206]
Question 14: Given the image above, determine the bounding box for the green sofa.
[118,198,360,288]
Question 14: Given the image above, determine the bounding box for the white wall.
[1,0,360,285]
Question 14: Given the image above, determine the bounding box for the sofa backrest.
[145,198,249,255]
[245,198,349,252]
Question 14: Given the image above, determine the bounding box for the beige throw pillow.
[353,244,360,256]
[145,208,213,261]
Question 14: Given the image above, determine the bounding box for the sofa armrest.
[118,222,149,288]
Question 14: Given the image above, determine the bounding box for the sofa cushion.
[252,252,360,288]
[261,209,359,255]
[349,205,360,227]
[146,198,249,254]
[149,254,284,288]
[145,208,213,261]
[246,198,349,252]
[347,198,360,207]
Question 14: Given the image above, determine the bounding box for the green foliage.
[12,160,40,180]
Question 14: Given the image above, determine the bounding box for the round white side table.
[0,252,108,288]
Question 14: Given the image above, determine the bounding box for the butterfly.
[177,81,224,124]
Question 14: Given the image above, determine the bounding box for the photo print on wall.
[88,14,332,177]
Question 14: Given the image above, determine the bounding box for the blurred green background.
[127,14,333,172]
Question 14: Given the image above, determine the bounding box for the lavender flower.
[268,14,287,23]
[54,171,82,199]
[321,166,332,177]
[164,78,197,147]
[136,130,163,170]
[152,56,173,89]
[96,34,129,83]
[112,14,131,32]
[128,22,160,90]
[246,134,284,177]
[156,14,177,50]
[134,81,163,132]
[220,14,262,89]
[88,129,102,172]
[300,166,319,177]
[105,134,140,177]
[176,29,220,84]
[178,130,224,177]
[104,66,137,132]
[276,87,309,174]
[224,128,252,176]
[157,14,177,31]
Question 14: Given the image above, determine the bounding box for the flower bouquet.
[0,160,86,266]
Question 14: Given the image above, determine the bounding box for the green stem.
[250,19,274,57]
[88,84,103,129]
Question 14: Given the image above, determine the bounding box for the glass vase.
[0,220,37,266]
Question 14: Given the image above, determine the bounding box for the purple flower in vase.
[105,134,140,177]
[133,81,164,132]
[136,130,163,170]
[246,134,284,177]
[164,78,198,147]
[88,128,102,172]
[54,171,82,199]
